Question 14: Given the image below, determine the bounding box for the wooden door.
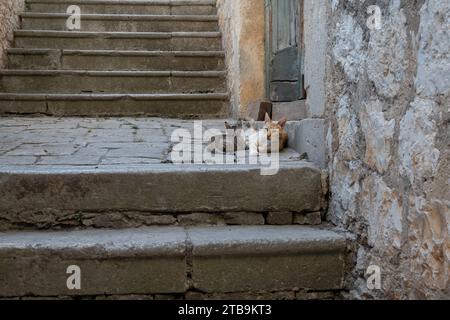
[265,0,304,102]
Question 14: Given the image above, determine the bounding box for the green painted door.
[265,0,303,102]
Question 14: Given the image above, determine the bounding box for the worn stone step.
[0,163,324,220]
[0,70,227,94]
[20,13,219,32]
[26,0,218,15]
[0,93,229,117]
[0,117,324,229]
[0,226,348,298]
[7,49,225,71]
[14,30,223,51]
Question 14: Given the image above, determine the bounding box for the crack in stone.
[184,228,195,291]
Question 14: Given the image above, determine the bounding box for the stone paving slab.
[0,117,304,168]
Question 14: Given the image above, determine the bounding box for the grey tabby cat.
[207,120,251,154]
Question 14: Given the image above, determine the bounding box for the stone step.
[25,0,218,15]
[0,226,348,298]
[20,13,219,32]
[0,163,324,228]
[0,93,229,117]
[0,117,324,229]
[14,30,223,51]
[0,70,227,94]
[7,49,225,71]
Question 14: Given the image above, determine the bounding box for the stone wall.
[217,0,266,118]
[326,0,449,299]
[4,289,344,300]
[0,210,324,231]
[0,0,24,68]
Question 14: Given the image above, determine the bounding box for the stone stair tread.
[0,226,345,254]
[0,161,321,213]
[7,48,225,56]
[0,94,229,117]
[13,30,223,52]
[0,69,227,94]
[0,163,322,215]
[187,225,347,255]
[26,0,217,4]
[0,69,226,76]
[0,225,347,297]
[26,0,218,15]
[0,160,317,172]
[0,92,229,100]
[6,48,226,72]
[20,12,220,32]
[0,226,186,254]
[15,30,222,38]
[20,12,219,21]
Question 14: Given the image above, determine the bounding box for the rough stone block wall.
[326,0,449,299]
[0,0,25,68]
[0,210,324,231]
[4,289,344,301]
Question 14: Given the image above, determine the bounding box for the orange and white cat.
[260,114,288,153]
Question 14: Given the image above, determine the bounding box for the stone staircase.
[0,0,350,300]
[0,0,228,118]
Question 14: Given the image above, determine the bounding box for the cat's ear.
[279,117,287,128]
[225,121,232,130]
[265,113,272,124]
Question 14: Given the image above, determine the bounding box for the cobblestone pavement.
[0,117,303,168]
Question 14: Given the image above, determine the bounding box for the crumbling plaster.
[217,0,266,118]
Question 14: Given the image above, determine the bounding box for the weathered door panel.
[270,81,300,102]
[266,0,303,102]
[271,47,299,81]
[271,0,297,52]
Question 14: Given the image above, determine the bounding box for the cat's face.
[264,114,287,139]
